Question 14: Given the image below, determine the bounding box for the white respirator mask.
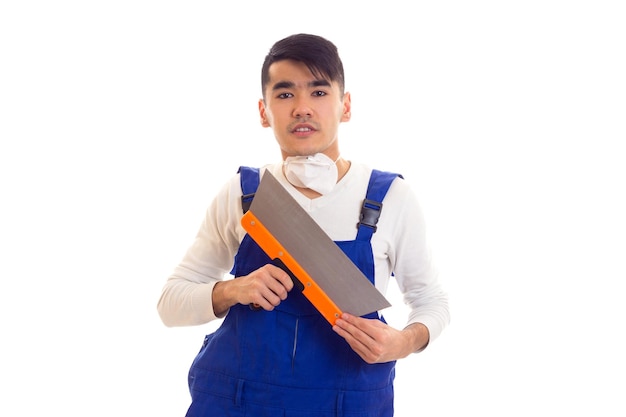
[283,153,340,195]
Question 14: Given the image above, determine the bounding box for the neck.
[336,157,350,181]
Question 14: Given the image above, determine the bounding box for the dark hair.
[261,33,345,98]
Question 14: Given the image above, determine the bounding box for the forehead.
[267,59,333,88]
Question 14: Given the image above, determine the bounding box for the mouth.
[291,123,316,135]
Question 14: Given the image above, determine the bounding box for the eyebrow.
[271,79,331,91]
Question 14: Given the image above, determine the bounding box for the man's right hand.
[212,264,294,316]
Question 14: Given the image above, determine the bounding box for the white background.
[1,1,625,416]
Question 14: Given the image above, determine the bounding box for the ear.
[258,99,270,127]
[341,92,352,122]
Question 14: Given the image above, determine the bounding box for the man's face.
[258,59,351,160]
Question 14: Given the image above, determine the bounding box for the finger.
[267,264,295,291]
[245,264,295,310]
[333,317,365,344]
[333,323,371,360]
[249,291,280,311]
[259,265,294,299]
[336,315,379,349]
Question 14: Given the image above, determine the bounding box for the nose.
[292,97,312,118]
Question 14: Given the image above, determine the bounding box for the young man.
[158,33,449,416]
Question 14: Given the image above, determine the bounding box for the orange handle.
[241,211,342,325]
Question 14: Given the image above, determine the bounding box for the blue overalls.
[185,167,403,417]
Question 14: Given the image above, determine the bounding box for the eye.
[277,92,294,99]
[312,90,327,97]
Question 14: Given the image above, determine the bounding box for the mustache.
[288,118,319,131]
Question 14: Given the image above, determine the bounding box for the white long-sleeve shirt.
[157,162,450,342]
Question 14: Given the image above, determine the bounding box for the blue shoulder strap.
[237,166,260,214]
[356,169,404,241]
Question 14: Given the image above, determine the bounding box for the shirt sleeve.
[381,178,450,345]
[157,174,246,327]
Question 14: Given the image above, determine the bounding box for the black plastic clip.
[357,199,383,232]
[241,193,255,214]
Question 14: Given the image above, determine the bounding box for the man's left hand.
[332,313,429,363]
